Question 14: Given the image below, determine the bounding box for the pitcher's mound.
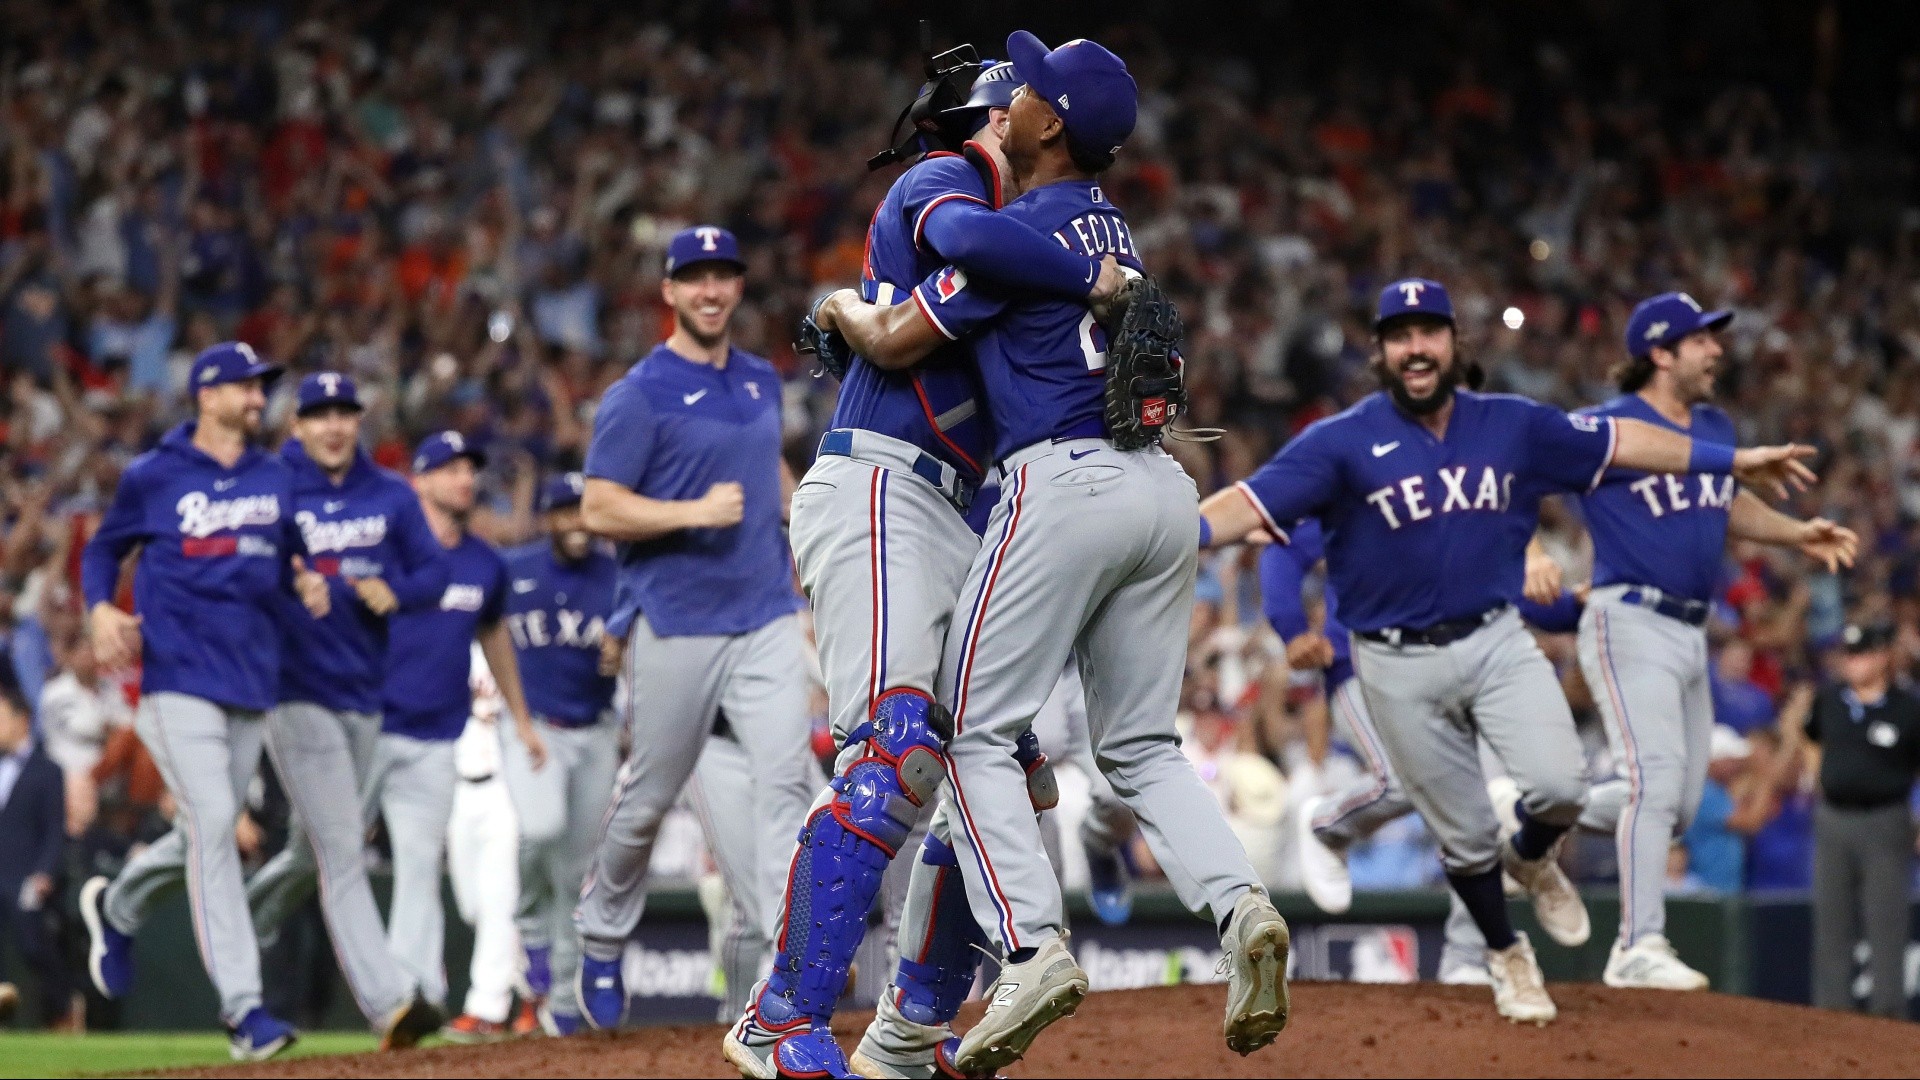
[161,982,1920,1078]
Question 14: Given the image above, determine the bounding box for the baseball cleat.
[80,875,135,999]
[1500,840,1590,947]
[1295,796,1353,915]
[1486,933,1556,1025]
[1437,962,1492,986]
[441,1012,510,1044]
[228,1007,299,1061]
[379,992,443,1050]
[1603,935,1709,991]
[511,998,542,1036]
[523,943,553,999]
[1220,890,1291,1055]
[848,1035,977,1078]
[577,955,627,1030]
[1085,843,1134,926]
[723,1023,856,1079]
[954,936,1088,1075]
[540,1002,587,1036]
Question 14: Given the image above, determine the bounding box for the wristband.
[1198,516,1213,549]
[1688,440,1737,475]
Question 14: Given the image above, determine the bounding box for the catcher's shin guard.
[890,833,989,1026]
[757,689,950,1027]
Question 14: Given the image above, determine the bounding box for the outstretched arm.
[1728,489,1858,572]
[1609,418,1816,499]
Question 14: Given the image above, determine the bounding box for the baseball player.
[819,33,1292,1073]
[444,645,526,1042]
[370,431,547,1011]
[76,342,329,1059]
[571,225,815,1033]
[1198,276,1817,1023]
[724,53,1127,1079]
[251,372,448,1045]
[484,471,619,1036]
[1563,293,1855,988]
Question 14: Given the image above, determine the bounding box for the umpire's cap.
[539,471,586,513]
[1006,32,1137,158]
[1626,292,1732,358]
[413,430,487,474]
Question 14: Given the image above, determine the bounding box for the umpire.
[1808,621,1920,1017]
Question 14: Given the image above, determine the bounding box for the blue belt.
[818,429,974,511]
[1620,587,1710,627]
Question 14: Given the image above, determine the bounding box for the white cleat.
[1438,962,1492,986]
[1220,890,1291,1056]
[1501,840,1590,947]
[1486,933,1556,1025]
[954,936,1088,1076]
[1603,935,1710,991]
[1295,796,1353,915]
[1486,777,1525,897]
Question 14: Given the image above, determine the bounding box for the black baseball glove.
[797,294,855,379]
[1101,273,1189,450]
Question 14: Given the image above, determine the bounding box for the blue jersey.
[1258,519,1353,691]
[503,542,617,728]
[382,533,507,741]
[1578,395,1737,603]
[836,153,1103,482]
[1237,391,1618,633]
[909,178,1144,459]
[277,441,448,714]
[584,344,800,638]
[80,423,307,712]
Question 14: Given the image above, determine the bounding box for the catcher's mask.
[868,44,988,171]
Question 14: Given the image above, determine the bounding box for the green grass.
[0,1031,377,1078]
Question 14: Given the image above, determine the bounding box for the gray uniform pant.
[254,703,413,1022]
[248,706,384,932]
[1576,589,1713,947]
[104,692,268,1024]
[501,716,619,1017]
[1812,801,1916,1017]
[575,613,812,975]
[940,440,1260,951]
[1032,660,1135,882]
[1349,609,1588,878]
[684,732,781,1019]
[364,732,458,1007]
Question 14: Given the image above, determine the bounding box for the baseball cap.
[1374,278,1455,329]
[1005,32,1138,159]
[189,342,281,392]
[1625,292,1732,358]
[295,371,363,415]
[1841,621,1895,653]
[412,430,487,474]
[539,471,586,513]
[665,226,745,278]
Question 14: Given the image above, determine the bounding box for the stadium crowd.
[0,0,1916,1029]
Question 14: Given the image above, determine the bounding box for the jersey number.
[1078,312,1108,372]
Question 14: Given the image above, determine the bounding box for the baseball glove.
[797,294,854,379]
[1102,273,1190,450]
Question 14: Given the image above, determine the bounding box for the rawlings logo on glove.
[1101,274,1192,450]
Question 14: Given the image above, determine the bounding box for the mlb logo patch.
[933,267,969,303]
[1140,397,1168,426]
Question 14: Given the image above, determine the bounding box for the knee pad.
[891,833,988,1027]
[845,688,949,808]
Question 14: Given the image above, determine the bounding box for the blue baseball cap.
[189,342,281,392]
[664,226,745,278]
[1374,278,1455,329]
[1006,32,1138,159]
[412,430,487,474]
[1625,292,1732,358]
[295,371,362,415]
[539,471,586,513]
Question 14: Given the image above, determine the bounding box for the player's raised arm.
[1728,488,1859,572]
[1608,418,1817,499]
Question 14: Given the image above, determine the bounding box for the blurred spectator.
[1711,640,1776,735]
[1678,725,1758,893]
[0,674,75,1028]
[38,630,131,782]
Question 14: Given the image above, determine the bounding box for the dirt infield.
[161,982,1920,1078]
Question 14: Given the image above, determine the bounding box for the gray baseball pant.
[364,732,458,1007]
[247,705,383,937]
[685,731,780,1019]
[941,440,1262,951]
[575,613,813,967]
[1032,660,1135,885]
[250,703,413,1023]
[1577,588,1713,947]
[1812,801,1915,1017]
[500,715,618,1017]
[1348,609,1589,879]
[103,692,268,1024]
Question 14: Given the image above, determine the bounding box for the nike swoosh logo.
[682,390,708,406]
[1371,442,1400,458]
[1069,448,1099,460]
[214,479,238,491]
[513,579,538,593]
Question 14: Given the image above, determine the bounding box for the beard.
[1380,354,1463,416]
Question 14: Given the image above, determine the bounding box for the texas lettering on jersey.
[1366,465,1516,530]
[175,491,282,538]
[1625,472,1735,516]
[441,583,488,612]
[506,607,607,650]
